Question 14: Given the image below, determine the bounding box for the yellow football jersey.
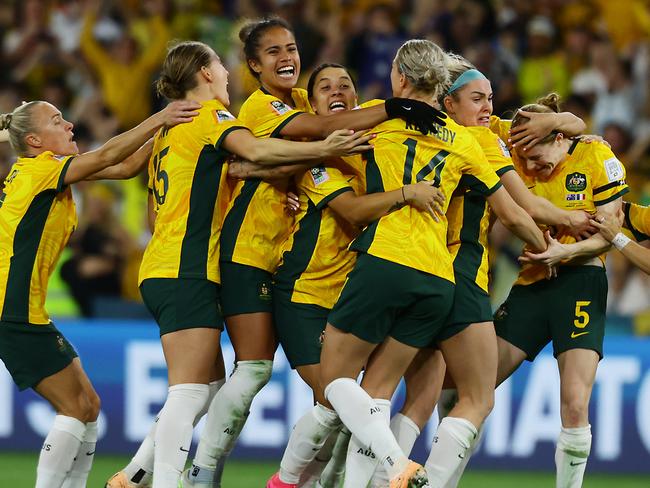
[624,201,650,241]
[220,87,312,273]
[139,100,245,284]
[516,140,629,285]
[0,152,77,324]
[447,126,515,292]
[275,156,365,309]
[351,116,502,282]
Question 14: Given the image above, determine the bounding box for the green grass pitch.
[0,452,648,487]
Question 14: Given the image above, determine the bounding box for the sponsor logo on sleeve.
[310,166,330,186]
[270,100,291,115]
[604,157,624,182]
[216,110,235,122]
[565,172,587,192]
[497,137,511,158]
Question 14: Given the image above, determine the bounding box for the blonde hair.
[438,53,476,107]
[395,40,449,99]
[511,93,562,145]
[157,41,214,100]
[0,101,45,156]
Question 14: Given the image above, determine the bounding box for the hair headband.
[447,69,488,95]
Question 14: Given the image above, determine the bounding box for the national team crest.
[565,172,587,192]
[258,281,272,301]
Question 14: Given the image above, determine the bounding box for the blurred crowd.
[1,0,650,331]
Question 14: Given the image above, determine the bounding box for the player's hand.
[159,100,201,127]
[321,129,374,157]
[578,134,611,148]
[285,191,301,215]
[508,110,557,151]
[559,210,598,241]
[385,98,446,135]
[591,209,625,242]
[519,230,568,267]
[403,181,445,221]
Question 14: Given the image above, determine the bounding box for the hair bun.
[0,113,12,131]
[536,92,561,113]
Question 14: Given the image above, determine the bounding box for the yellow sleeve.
[206,108,248,150]
[468,127,514,177]
[33,153,75,193]
[79,14,112,71]
[589,143,629,206]
[624,201,650,241]
[460,136,502,196]
[299,165,353,209]
[240,92,306,138]
[489,115,511,144]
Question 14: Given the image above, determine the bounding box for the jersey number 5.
[152,147,170,205]
[402,139,449,187]
[574,301,591,328]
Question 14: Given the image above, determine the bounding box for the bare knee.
[561,397,589,427]
[455,389,494,424]
[59,389,100,422]
[401,388,437,428]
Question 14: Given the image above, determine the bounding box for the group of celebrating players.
[1,14,648,488]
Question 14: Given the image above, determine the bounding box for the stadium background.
[1,0,650,486]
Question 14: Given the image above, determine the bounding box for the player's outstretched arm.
[520,198,623,266]
[228,159,312,181]
[500,170,596,238]
[592,209,650,275]
[277,99,445,140]
[327,181,445,227]
[86,139,153,181]
[64,101,200,185]
[509,111,586,150]
[222,128,373,165]
[487,186,546,252]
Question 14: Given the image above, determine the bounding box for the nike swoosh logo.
[458,454,465,459]
[180,447,190,452]
[402,106,412,111]
[571,331,590,338]
[570,460,587,466]
[86,450,95,456]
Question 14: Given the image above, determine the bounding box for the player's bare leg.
[555,349,598,488]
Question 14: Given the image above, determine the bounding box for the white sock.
[279,403,341,484]
[443,425,483,488]
[425,417,478,488]
[319,428,351,488]
[390,413,420,457]
[324,378,407,481]
[61,421,98,488]
[152,383,209,488]
[192,360,272,474]
[36,415,86,488]
[127,378,224,487]
[343,399,391,488]
[555,425,592,488]
[298,428,338,487]
[370,413,421,488]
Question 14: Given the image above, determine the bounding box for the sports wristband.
[612,233,631,251]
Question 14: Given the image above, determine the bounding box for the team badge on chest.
[565,172,587,192]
